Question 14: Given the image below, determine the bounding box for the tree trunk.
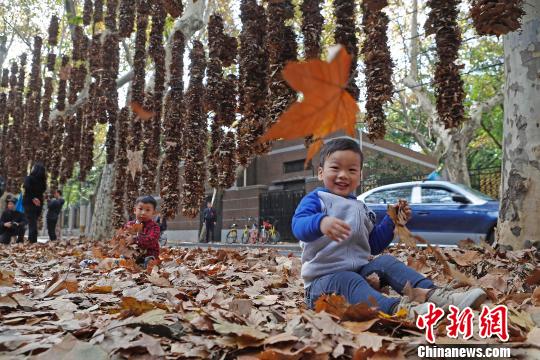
[440,131,471,185]
[497,2,540,248]
[89,164,115,240]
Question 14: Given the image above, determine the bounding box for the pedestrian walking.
[202,202,217,243]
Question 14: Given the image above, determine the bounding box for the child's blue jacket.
[292,187,395,287]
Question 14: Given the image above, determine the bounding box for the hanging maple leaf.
[259,45,359,164]
[130,101,155,121]
[126,149,143,180]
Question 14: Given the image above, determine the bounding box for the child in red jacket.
[124,195,160,267]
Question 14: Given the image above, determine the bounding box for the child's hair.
[319,138,363,168]
[5,195,16,205]
[56,189,62,196]
[135,195,157,209]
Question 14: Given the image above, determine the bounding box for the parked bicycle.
[225,217,256,244]
[260,218,281,244]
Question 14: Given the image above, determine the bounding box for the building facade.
[167,134,437,243]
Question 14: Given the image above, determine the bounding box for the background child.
[46,190,64,241]
[124,195,160,267]
[292,138,486,320]
[0,195,27,244]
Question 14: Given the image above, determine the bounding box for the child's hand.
[320,216,351,242]
[392,199,412,224]
[126,235,136,245]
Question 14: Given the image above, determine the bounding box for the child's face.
[6,202,15,211]
[134,202,155,222]
[318,150,362,197]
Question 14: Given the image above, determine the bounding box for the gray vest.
[300,191,376,288]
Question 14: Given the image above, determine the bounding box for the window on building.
[283,159,311,174]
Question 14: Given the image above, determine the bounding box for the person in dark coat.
[46,189,64,241]
[23,163,47,243]
[202,202,217,243]
[0,195,27,244]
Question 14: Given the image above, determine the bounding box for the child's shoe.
[427,286,487,310]
[394,296,431,322]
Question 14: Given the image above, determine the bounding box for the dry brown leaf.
[0,296,18,308]
[478,273,507,293]
[386,202,416,247]
[213,320,267,340]
[40,276,78,298]
[86,285,113,294]
[342,319,379,334]
[526,268,540,286]
[118,297,158,317]
[314,294,348,318]
[259,45,359,164]
[147,271,172,287]
[533,287,540,306]
[402,281,430,303]
[526,327,540,346]
[453,250,481,267]
[34,333,107,360]
[0,269,15,286]
[190,315,214,331]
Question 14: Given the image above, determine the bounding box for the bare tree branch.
[465,90,504,144]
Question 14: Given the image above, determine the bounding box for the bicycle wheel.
[226,230,237,244]
[270,231,281,244]
[241,231,249,244]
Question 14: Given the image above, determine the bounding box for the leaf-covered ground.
[1,239,539,359]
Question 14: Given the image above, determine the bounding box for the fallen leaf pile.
[1,239,539,359]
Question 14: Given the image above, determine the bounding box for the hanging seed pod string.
[68,26,88,106]
[181,40,207,218]
[59,115,76,185]
[47,15,60,72]
[26,36,43,164]
[266,0,297,135]
[118,0,136,38]
[93,0,104,25]
[425,0,465,129]
[50,55,68,190]
[103,0,120,164]
[237,0,269,167]
[206,14,238,190]
[302,0,324,59]
[141,1,166,194]
[0,93,7,174]
[126,0,150,204]
[162,0,183,18]
[160,29,185,219]
[361,0,394,140]
[334,0,359,100]
[79,100,96,182]
[13,54,27,190]
[470,0,525,36]
[206,14,226,189]
[38,76,54,163]
[83,0,94,26]
[112,107,130,228]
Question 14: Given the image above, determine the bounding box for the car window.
[365,187,412,204]
[421,187,461,204]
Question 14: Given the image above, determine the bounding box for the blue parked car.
[357,181,499,246]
